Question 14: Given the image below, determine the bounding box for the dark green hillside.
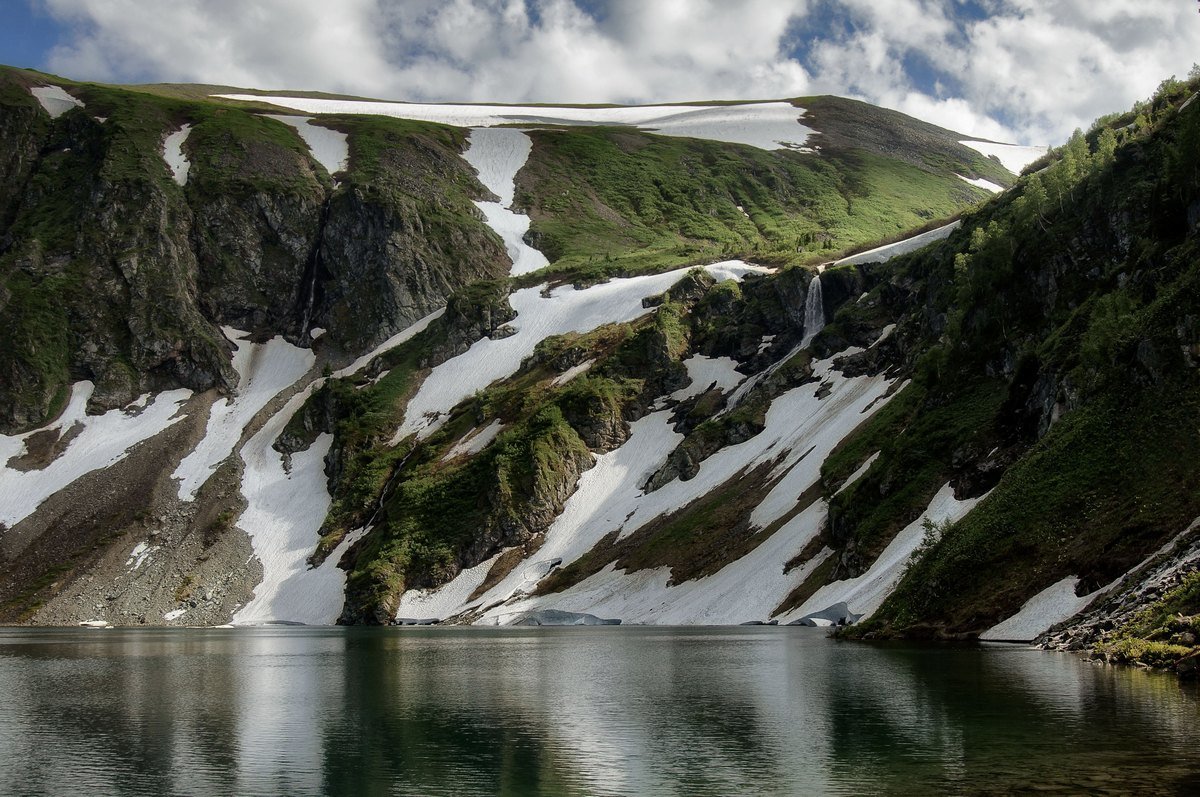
[829,74,1200,655]
[514,101,1004,281]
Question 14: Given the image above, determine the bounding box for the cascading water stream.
[800,274,825,348]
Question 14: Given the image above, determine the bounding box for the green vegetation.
[516,123,989,282]
[1096,572,1200,670]
[845,69,1200,638]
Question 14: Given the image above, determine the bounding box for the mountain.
[1,64,1194,670]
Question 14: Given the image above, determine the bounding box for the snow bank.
[396,352,899,624]
[231,401,353,626]
[441,419,505,461]
[834,221,961,266]
[786,482,983,621]
[833,451,880,497]
[394,261,768,441]
[956,174,1003,194]
[551,359,595,387]
[0,383,191,529]
[333,308,443,380]
[30,85,83,118]
[173,328,314,501]
[394,552,501,620]
[959,140,1048,174]
[266,115,349,178]
[162,124,192,186]
[216,95,813,151]
[668,355,744,400]
[462,128,547,275]
[980,577,1100,642]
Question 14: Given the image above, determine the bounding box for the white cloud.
[35,0,1200,147]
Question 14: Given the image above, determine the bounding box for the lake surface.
[0,627,1196,796]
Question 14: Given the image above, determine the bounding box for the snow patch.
[0,383,191,529]
[669,355,744,400]
[125,542,156,571]
[231,381,355,625]
[172,328,314,501]
[393,262,769,442]
[217,96,814,152]
[956,174,1003,194]
[959,140,1048,174]
[834,222,961,267]
[162,124,192,185]
[266,115,349,178]
[834,452,880,497]
[551,359,596,387]
[163,609,187,622]
[980,577,1102,642]
[442,420,506,461]
[30,85,83,118]
[395,552,503,621]
[786,482,983,621]
[463,128,548,275]
[333,308,443,380]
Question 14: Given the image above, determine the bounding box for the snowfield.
[834,221,961,266]
[0,383,191,529]
[172,328,314,501]
[461,128,548,275]
[392,261,771,442]
[29,85,83,118]
[956,174,1003,193]
[162,124,192,185]
[979,577,1097,642]
[394,352,909,624]
[265,115,349,178]
[215,95,814,151]
[959,140,1048,173]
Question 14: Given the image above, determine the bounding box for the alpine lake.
[0,626,1197,796]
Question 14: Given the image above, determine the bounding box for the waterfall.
[800,274,825,348]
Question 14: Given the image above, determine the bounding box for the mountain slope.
[4,63,1133,638]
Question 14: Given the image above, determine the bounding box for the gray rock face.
[511,609,620,626]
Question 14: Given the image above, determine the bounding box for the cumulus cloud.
[35,0,1200,146]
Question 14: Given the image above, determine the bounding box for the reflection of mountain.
[0,628,1198,793]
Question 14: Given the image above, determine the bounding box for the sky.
[2,0,1198,146]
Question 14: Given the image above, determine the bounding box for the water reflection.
[0,628,1196,796]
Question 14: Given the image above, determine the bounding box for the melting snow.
[959,140,1048,174]
[462,128,548,275]
[125,541,156,571]
[834,451,880,497]
[0,383,191,529]
[786,482,984,621]
[266,115,350,178]
[163,609,187,622]
[393,261,769,442]
[980,577,1105,642]
[834,221,961,267]
[551,359,596,387]
[172,328,314,501]
[162,124,192,185]
[216,95,814,152]
[668,355,744,400]
[442,420,506,461]
[398,353,900,624]
[232,409,353,626]
[395,552,502,621]
[30,85,83,118]
[956,174,1003,194]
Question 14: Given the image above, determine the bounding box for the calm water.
[0,627,1196,796]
